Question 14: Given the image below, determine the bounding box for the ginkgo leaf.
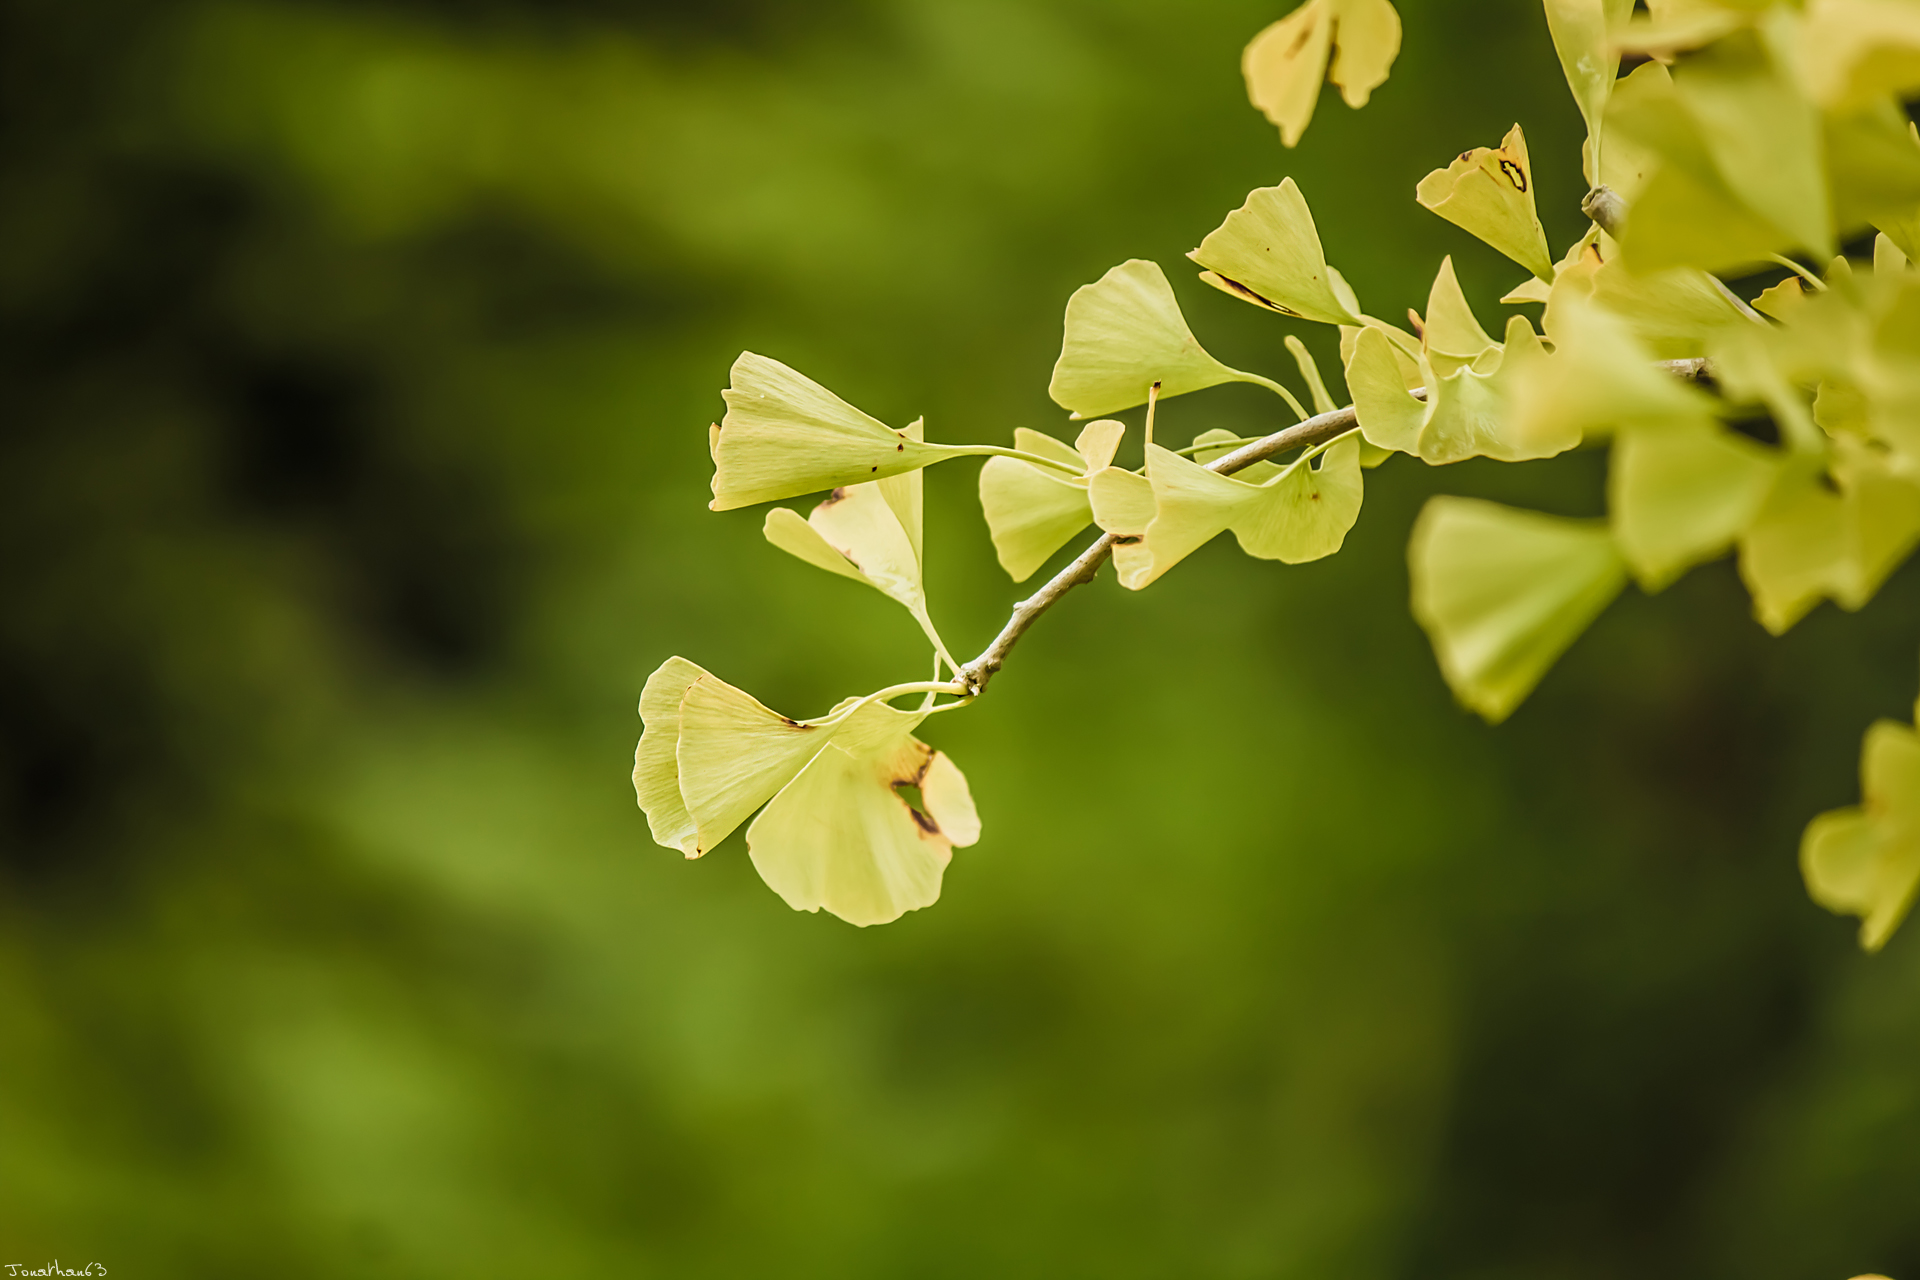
[1073,418,1127,471]
[1607,54,1815,272]
[1093,439,1364,590]
[1416,125,1556,282]
[1409,497,1628,723]
[634,656,710,857]
[1540,227,1745,358]
[640,665,980,925]
[1802,0,1920,114]
[747,698,978,927]
[978,422,1126,581]
[1737,448,1920,632]
[979,458,1093,582]
[1828,101,1920,234]
[1672,23,1833,258]
[1243,0,1401,147]
[764,480,924,617]
[1347,300,1568,465]
[1418,319,1562,464]
[1421,256,1500,374]
[1346,326,1426,455]
[1285,336,1340,415]
[712,353,975,510]
[676,674,833,857]
[1086,465,1158,586]
[1802,710,1920,950]
[1189,180,1365,325]
[1050,259,1275,417]
[1755,277,1809,321]
[1511,296,1715,449]
[1544,0,1636,174]
[1609,420,1779,591]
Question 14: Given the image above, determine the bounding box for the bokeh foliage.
[4,0,1920,1275]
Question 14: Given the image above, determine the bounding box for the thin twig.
[955,358,1712,696]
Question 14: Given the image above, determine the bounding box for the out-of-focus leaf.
[1827,101,1920,233]
[1242,0,1401,147]
[1803,708,1920,950]
[1609,420,1779,590]
[1513,296,1714,449]
[1190,180,1364,325]
[1416,125,1555,282]
[1737,446,1920,632]
[1544,0,1636,175]
[1409,497,1628,723]
[1802,0,1920,113]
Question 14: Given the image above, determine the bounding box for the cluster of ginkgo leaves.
[638,0,1920,947]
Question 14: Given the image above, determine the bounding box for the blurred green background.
[4,0,1920,1275]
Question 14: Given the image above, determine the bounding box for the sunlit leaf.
[1607,51,1816,272]
[1736,447,1920,632]
[1543,0,1636,175]
[1346,326,1425,455]
[1242,0,1401,147]
[764,480,925,615]
[712,353,966,511]
[642,667,979,925]
[1670,23,1833,258]
[633,656,709,857]
[1409,497,1627,723]
[676,674,833,857]
[1190,180,1365,325]
[979,421,1131,581]
[1512,296,1714,449]
[1754,277,1809,321]
[1050,259,1270,417]
[1828,102,1920,234]
[1421,256,1499,374]
[1090,439,1363,589]
[1803,709,1920,950]
[747,699,978,927]
[1802,0,1920,113]
[1609,420,1779,590]
[1416,125,1555,282]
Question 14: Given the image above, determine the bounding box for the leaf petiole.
[1766,253,1829,293]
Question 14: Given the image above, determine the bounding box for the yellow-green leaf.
[1189,180,1365,325]
[1670,23,1833,258]
[713,353,961,511]
[747,699,977,927]
[1242,0,1401,147]
[1050,259,1266,417]
[1409,497,1627,723]
[1416,125,1556,282]
[1609,420,1779,590]
[1091,439,1364,589]
[979,458,1093,583]
[1544,0,1636,173]
[634,656,709,858]
[1803,713,1920,950]
[676,674,833,858]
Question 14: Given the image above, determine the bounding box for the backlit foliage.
[640,0,1920,947]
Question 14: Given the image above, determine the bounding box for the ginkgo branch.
[955,357,1711,697]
